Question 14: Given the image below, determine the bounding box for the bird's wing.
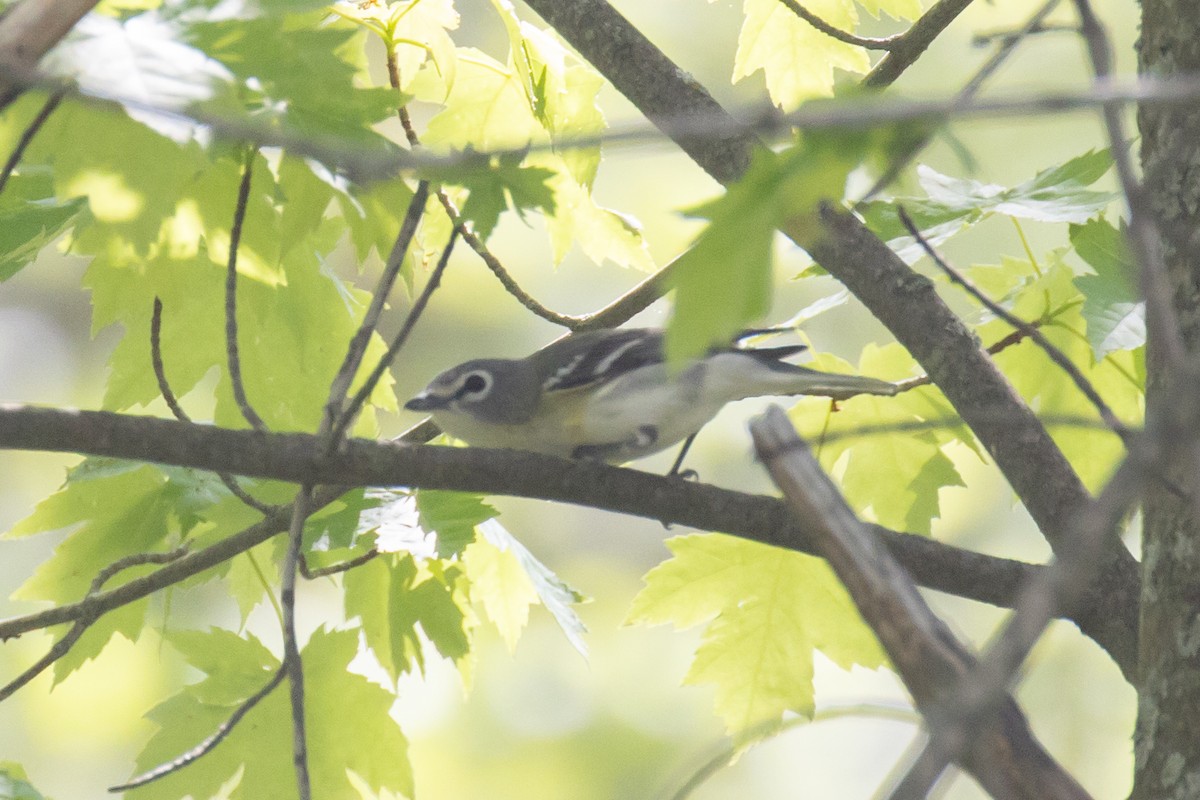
[536,329,666,392]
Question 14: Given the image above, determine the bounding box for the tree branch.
[0,404,1133,673]
[752,407,1092,800]
[0,0,99,107]
[864,0,977,87]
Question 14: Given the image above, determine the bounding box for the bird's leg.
[666,432,699,481]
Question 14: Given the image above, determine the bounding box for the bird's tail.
[769,363,899,400]
[742,350,899,400]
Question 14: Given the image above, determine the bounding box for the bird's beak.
[404,392,445,412]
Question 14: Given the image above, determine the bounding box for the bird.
[405,327,898,463]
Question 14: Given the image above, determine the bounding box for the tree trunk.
[1133,2,1200,798]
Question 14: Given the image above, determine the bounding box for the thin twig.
[322,180,431,433]
[894,324,1044,391]
[152,297,275,515]
[301,548,379,580]
[860,0,1063,201]
[2,59,1200,180]
[442,188,584,328]
[108,668,286,792]
[777,0,901,51]
[1070,0,1184,370]
[0,89,61,197]
[281,486,313,800]
[972,21,1077,47]
[668,703,919,800]
[332,228,460,443]
[387,55,584,330]
[897,205,1132,441]
[150,297,191,423]
[807,413,1110,446]
[0,546,188,703]
[224,148,267,432]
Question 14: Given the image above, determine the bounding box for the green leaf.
[437,151,556,241]
[863,150,1118,263]
[334,0,460,94]
[416,489,497,558]
[305,628,413,799]
[858,196,979,264]
[422,48,540,151]
[345,554,471,681]
[222,541,277,625]
[277,155,335,260]
[81,160,396,432]
[422,47,648,269]
[4,460,228,680]
[628,534,885,743]
[540,154,654,271]
[471,520,587,656]
[131,628,411,800]
[666,135,863,362]
[8,461,182,603]
[490,0,606,184]
[1070,218,1145,357]
[168,627,278,705]
[26,100,209,252]
[0,164,89,282]
[0,764,46,800]
[462,527,538,652]
[336,175,418,267]
[980,253,1142,491]
[788,344,972,534]
[184,15,400,146]
[733,0,871,110]
[299,487,369,552]
[917,149,1115,224]
[51,599,148,684]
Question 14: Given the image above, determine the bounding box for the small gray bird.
[406,328,897,462]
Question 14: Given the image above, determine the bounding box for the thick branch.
[0,404,1129,671]
[0,0,98,104]
[864,0,977,87]
[753,407,1091,800]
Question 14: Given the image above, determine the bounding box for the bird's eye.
[457,371,491,400]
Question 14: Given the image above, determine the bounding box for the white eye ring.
[457,370,492,401]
